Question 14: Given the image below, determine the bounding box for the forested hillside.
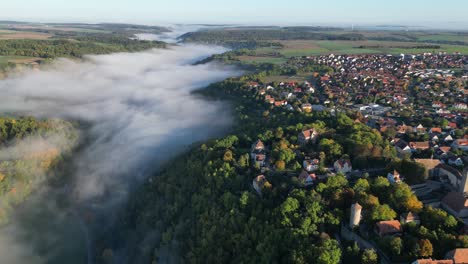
[0,37,166,59]
[181,28,364,48]
[0,117,78,224]
[109,60,467,263]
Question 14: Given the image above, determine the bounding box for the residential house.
[298,170,316,186]
[445,135,454,143]
[411,259,453,264]
[301,103,312,113]
[430,127,442,134]
[447,122,458,130]
[251,139,265,153]
[303,159,320,172]
[432,101,445,108]
[375,220,402,237]
[451,139,468,151]
[398,125,414,134]
[248,81,259,88]
[387,170,402,184]
[298,129,318,145]
[445,248,468,264]
[253,175,270,195]
[334,159,352,174]
[416,124,426,134]
[454,103,467,110]
[251,140,266,167]
[410,141,430,152]
[436,146,452,158]
[400,212,420,225]
[394,139,412,156]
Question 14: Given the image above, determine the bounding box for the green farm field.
[235,39,468,64]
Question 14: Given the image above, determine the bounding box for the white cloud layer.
[0,44,237,201]
[0,44,238,264]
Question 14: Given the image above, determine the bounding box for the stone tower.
[460,167,468,194]
[350,203,362,227]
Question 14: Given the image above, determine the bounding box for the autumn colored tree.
[418,239,433,258]
[223,150,234,161]
[275,160,286,170]
[388,183,423,213]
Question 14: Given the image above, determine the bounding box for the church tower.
[460,167,468,194]
[350,203,362,227]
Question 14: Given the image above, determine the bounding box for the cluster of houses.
[245,52,467,261]
[247,54,466,150]
[306,53,466,106]
[386,123,467,158]
[250,128,354,195]
[349,188,468,264]
[248,80,320,113]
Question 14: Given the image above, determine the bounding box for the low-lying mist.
[0,44,239,263]
[0,44,237,201]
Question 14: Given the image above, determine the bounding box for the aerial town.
[0,11,467,263]
[244,53,467,263]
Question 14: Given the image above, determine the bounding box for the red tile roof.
[446,248,468,264]
[376,220,402,236]
[414,259,453,264]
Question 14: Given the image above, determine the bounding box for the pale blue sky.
[1,0,467,29]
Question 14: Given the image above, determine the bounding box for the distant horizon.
[1,19,467,32]
[1,0,467,31]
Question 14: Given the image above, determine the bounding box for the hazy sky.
[1,0,467,29]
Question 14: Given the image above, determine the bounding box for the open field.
[0,30,52,40]
[0,56,42,66]
[5,24,109,34]
[415,33,468,44]
[234,39,468,64]
[237,55,287,64]
[279,40,468,56]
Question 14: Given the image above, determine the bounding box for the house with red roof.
[375,220,402,237]
[298,128,318,145]
[451,139,468,151]
[446,248,468,264]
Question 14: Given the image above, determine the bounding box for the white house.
[454,102,467,110]
[253,175,270,195]
[334,159,352,174]
[400,212,420,225]
[303,159,320,172]
[298,170,316,186]
[445,135,454,142]
[393,139,411,156]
